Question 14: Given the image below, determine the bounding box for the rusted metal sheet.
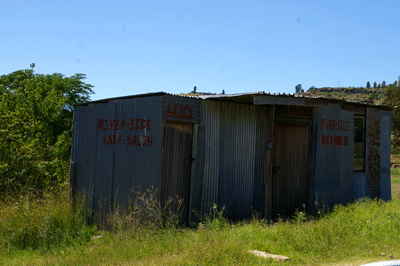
[366,108,381,199]
[309,104,355,211]
[162,95,200,123]
[380,110,392,201]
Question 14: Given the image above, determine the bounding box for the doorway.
[161,120,193,225]
[271,123,311,218]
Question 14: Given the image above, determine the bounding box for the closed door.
[271,123,310,218]
[161,120,193,225]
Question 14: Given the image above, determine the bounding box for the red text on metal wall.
[98,118,153,146]
[320,119,350,147]
[166,102,192,119]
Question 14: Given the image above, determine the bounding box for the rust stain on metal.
[366,110,381,199]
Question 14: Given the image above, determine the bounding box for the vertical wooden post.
[265,105,275,220]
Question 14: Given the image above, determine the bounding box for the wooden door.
[271,123,310,218]
[161,121,193,225]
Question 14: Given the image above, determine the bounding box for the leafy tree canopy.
[383,77,400,152]
[0,68,94,195]
[295,84,302,93]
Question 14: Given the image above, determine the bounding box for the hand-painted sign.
[320,119,350,147]
[321,135,349,147]
[321,119,350,131]
[166,102,193,119]
[98,118,153,146]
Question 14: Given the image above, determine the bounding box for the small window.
[354,116,365,171]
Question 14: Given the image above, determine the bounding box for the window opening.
[354,116,365,171]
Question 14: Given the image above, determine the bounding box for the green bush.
[0,69,93,195]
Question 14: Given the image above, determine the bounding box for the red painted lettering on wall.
[321,119,350,132]
[166,102,192,119]
[320,118,350,147]
[129,119,150,131]
[101,134,153,146]
[321,135,349,147]
[98,118,151,131]
[98,118,152,146]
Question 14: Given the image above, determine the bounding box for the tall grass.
[0,190,96,252]
[2,189,400,265]
[101,187,184,235]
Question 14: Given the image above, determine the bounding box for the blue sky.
[1,0,399,101]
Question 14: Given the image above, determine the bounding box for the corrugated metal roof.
[197,91,392,110]
[78,91,392,110]
[76,92,199,106]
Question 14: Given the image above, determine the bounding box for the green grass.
[2,189,400,265]
[0,191,96,253]
[391,168,400,179]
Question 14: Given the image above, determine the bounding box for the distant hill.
[297,86,385,104]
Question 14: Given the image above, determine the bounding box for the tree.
[373,81,377,88]
[295,84,302,93]
[378,83,381,88]
[382,81,386,88]
[0,68,94,195]
[309,86,316,91]
[383,76,400,152]
[366,81,371,88]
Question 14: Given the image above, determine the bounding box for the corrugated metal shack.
[70,92,392,224]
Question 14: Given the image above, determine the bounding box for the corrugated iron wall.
[71,96,163,215]
[218,102,256,219]
[309,104,355,211]
[200,101,220,213]
[354,172,366,199]
[253,106,269,217]
[200,101,268,219]
[72,105,103,212]
[380,110,392,201]
[93,103,115,215]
